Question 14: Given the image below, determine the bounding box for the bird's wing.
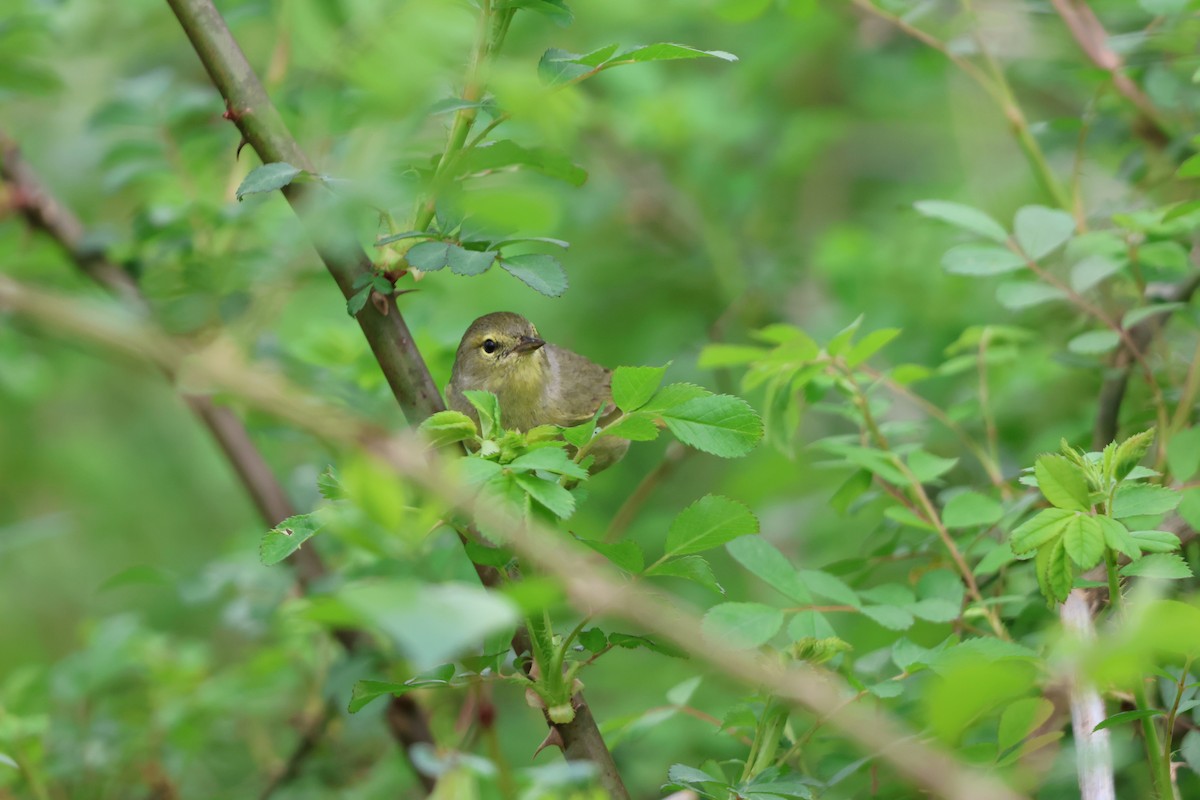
[546,344,619,428]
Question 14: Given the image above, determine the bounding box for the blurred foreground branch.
[0,276,1029,800]
[0,133,436,795]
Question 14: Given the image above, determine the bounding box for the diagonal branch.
[0,133,436,794]
[160,2,627,795]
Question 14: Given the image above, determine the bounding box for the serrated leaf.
[915,200,1008,242]
[659,394,763,457]
[513,472,575,518]
[1011,508,1074,554]
[611,365,669,412]
[664,495,759,557]
[1067,330,1120,355]
[462,390,502,437]
[346,286,371,316]
[942,491,1003,528]
[726,535,809,603]
[578,627,607,653]
[602,414,660,441]
[236,162,303,199]
[1113,428,1156,481]
[1097,516,1141,560]
[941,244,1025,276]
[318,467,343,500]
[1062,515,1105,569]
[499,254,568,296]
[641,382,713,414]
[1121,553,1193,579]
[419,410,478,448]
[1129,529,1182,553]
[507,447,589,479]
[646,555,724,595]
[701,602,783,648]
[618,42,738,63]
[907,450,958,482]
[406,241,497,276]
[1112,483,1180,518]
[1014,205,1076,260]
[261,514,321,566]
[348,664,455,713]
[581,539,644,573]
[1036,537,1074,603]
[908,598,960,623]
[1034,454,1091,511]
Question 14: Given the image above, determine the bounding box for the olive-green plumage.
[447,311,629,473]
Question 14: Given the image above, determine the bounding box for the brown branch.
[160,3,627,795]
[0,133,436,794]
[1049,0,1172,147]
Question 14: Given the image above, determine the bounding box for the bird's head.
[451,311,548,390]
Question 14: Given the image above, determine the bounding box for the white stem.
[1060,590,1115,800]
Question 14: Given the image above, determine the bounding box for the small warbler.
[447,311,629,473]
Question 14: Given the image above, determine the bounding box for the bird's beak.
[513,335,545,354]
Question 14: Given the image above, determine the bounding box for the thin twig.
[605,442,690,542]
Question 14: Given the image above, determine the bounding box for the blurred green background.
[2,0,1196,797]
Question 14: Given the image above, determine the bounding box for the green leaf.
[1179,153,1200,178]
[915,200,1008,242]
[1067,330,1120,355]
[346,285,371,316]
[317,467,343,500]
[608,632,686,658]
[348,664,455,713]
[1034,455,1091,511]
[1062,515,1105,569]
[578,627,607,653]
[1129,529,1182,553]
[907,450,958,482]
[998,697,1055,753]
[498,254,568,296]
[503,0,573,26]
[459,139,587,187]
[602,415,661,441]
[1097,516,1141,560]
[1181,488,1200,529]
[861,605,914,630]
[798,569,860,606]
[1014,205,1075,260]
[725,535,809,603]
[1093,708,1164,732]
[260,513,321,566]
[641,382,713,413]
[1122,303,1184,329]
[513,473,575,518]
[659,394,763,457]
[846,328,901,366]
[581,539,644,573]
[406,241,497,276]
[611,365,669,412]
[1070,254,1124,292]
[1113,428,1156,480]
[419,410,478,448]
[996,282,1068,310]
[908,598,960,623]
[1010,508,1074,554]
[617,43,739,64]
[826,315,863,356]
[646,555,724,595]
[701,602,783,648]
[941,244,1025,276]
[664,495,758,557]
[1121,553,1193,579]
[942,491,1003,528]
[375,230,436,246]
[698,344,769,368]
[1036,537,1074,603]
[1167,426,1200,481]
[507,448,589,479]
[1112,483,1180,518]
[462,390,502,436]
[236,162,303,199]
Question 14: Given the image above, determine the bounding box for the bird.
[446,311,629,473]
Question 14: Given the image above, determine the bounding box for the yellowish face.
[453,315,550,400]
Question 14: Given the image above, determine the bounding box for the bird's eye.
[482,339,498,354]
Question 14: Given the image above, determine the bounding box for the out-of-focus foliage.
[4,0,1200,798]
